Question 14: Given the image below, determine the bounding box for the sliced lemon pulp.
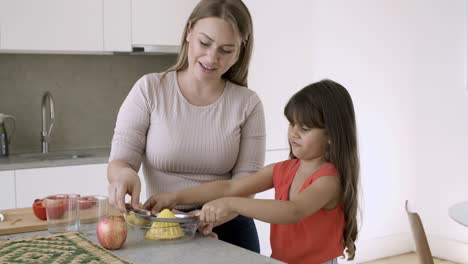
[145,209,184,240]
[124,203,151,226]
[124,213,151,226]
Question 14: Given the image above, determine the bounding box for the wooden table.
[449,200,468,227]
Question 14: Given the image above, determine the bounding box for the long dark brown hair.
[284,79,360,260]
[166,0,254,87]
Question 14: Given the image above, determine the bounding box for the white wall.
[410,1,468,263]
[246,0,317,150]
[307,1,417,262]
[247,0,468,263]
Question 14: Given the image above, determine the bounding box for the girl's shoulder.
[272,159,299,186]
[307,163,339,184]
[317,163,338,176]
[272,160,337,177]
[273,159,299,175]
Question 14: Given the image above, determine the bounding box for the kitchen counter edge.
[0,148,110,171]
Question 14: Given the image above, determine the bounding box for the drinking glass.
[78,195,109,235]
[44,194,80,233]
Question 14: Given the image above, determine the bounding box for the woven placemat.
[0,232,132,264]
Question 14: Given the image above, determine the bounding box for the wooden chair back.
[405,200,434,264]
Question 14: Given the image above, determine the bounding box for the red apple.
[96,215,127,250]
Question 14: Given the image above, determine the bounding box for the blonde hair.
[165,0,254,87]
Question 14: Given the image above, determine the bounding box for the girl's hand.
[200,198,234,224]
[199,223,218,239]
[143,192,178,214]
[190,210,218,239]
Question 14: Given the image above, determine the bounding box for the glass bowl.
[124,211,200,245]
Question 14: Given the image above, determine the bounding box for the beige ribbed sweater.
[110,71,266,208]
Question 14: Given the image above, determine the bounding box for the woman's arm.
[144,164,275,214]
[231,93,266,180]
[108,76,152,211]
[201,175,341,224]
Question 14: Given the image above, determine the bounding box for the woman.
[107,0,265,253]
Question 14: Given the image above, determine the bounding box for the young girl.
[144,79,360,264]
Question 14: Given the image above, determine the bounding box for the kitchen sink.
[0,148,110,169]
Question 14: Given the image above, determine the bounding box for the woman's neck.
[177,69,225,106]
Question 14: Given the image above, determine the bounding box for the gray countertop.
[0,149,285,263]
[0,147,110,171]
[0,230,283,264]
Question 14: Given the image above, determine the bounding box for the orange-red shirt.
[270,159,344,264]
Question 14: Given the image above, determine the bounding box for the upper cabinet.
[0,0,104,52]
[0,0,197,53]
[131,0,198,48]
[104,0,131,52]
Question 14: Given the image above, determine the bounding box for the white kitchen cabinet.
[0,0,103,52]
[104,0,131,52]
[15,164,108,208]
[131,0,198,48]
[0,170,15,210]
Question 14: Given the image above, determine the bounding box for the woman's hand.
[199,198,235,224]
[107,160,141,212]
[143,192,178,214]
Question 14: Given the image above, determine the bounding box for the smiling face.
[288,122,329,161]
[186,17,242,82]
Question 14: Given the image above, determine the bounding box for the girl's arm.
[144,164,275,214]
[200,175,341,224]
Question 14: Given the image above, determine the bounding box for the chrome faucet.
[41,91,55,153]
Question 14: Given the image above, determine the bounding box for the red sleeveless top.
[270,159,344,264]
